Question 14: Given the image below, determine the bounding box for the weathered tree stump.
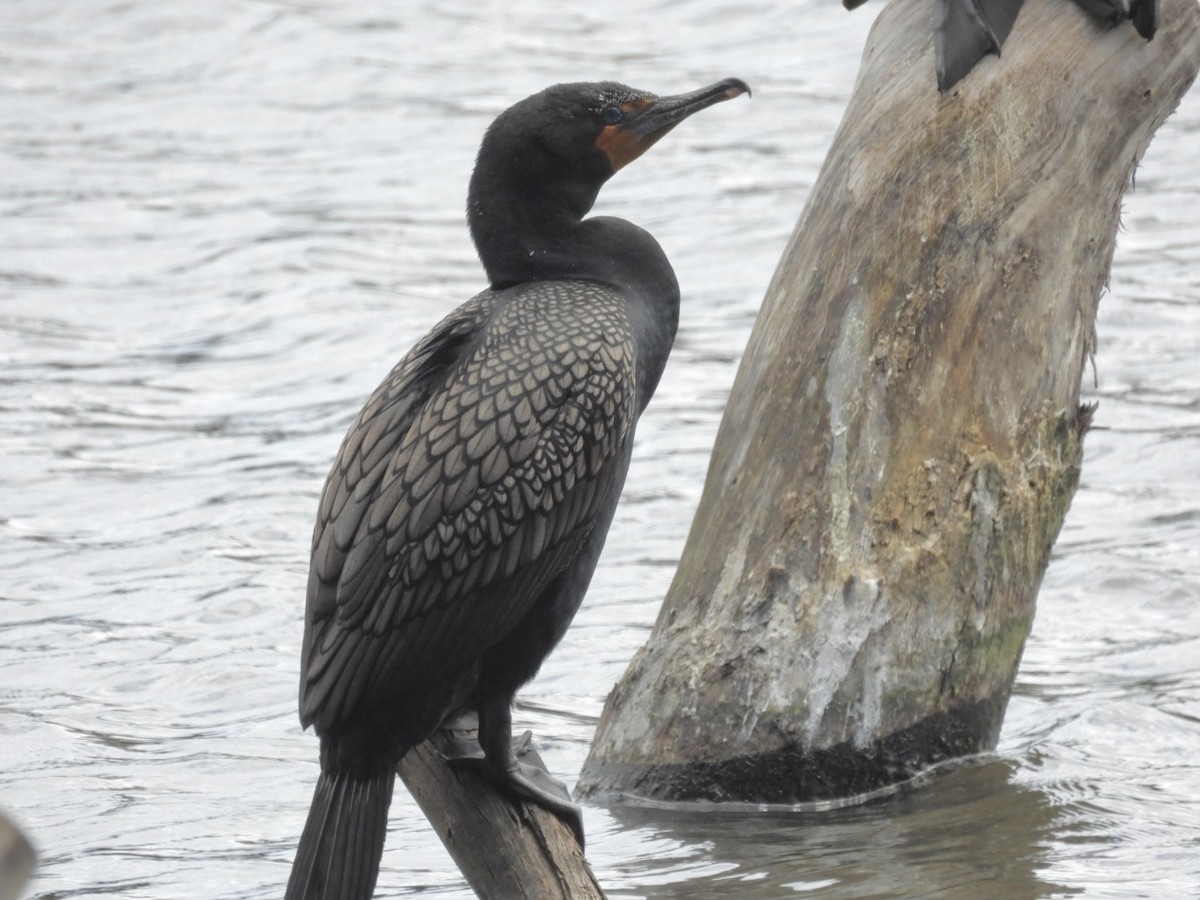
[578,0,1200,803]
[397,725,606,899]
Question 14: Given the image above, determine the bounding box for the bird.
[285,77,750,900]
[842,0,1157,91]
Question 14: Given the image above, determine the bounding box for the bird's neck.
[468,187,680,411]
[470,189,675,294]
[468,184,595,287]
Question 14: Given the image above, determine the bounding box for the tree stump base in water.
[577,0,1200,804]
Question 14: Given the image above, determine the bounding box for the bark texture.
[397,726,606,899]
[579,0,1200,803]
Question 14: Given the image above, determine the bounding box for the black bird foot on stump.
[850,0,1161,91]
[444,728,586,848]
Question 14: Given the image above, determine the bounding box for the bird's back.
[299,279,640,752]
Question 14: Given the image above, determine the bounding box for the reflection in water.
[601,761,1071,899]
[1,0,1198,897]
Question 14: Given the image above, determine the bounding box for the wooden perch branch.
[0,811,36,900]
[397,727,606,899]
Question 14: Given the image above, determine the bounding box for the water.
[1,1,1197,897]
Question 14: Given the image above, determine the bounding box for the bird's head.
[469,78,750,225]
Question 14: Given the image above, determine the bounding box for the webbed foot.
[443,702,585,847]
[935,0,1025,91]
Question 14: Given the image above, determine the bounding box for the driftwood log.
[577,0,1200,803]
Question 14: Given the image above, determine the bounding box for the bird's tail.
[285,766,394,900]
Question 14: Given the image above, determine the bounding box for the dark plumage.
[285,77,749,900]
[844,0,1157,90]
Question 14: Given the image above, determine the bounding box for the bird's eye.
[600,106,623,125]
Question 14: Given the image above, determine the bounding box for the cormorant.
[843,0,1157,90]
[285,77,750,900]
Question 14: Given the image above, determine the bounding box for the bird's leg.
[445,695,585,847]
[438,709,485,759]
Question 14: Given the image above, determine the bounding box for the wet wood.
[397,727,606,900]
[579,0,1200,803]
[0,810,36,900]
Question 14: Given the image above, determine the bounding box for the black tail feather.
[286,767,394,900]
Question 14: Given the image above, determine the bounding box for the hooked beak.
[596,77,751,172]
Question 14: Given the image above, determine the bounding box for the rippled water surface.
[2,1,1198,897]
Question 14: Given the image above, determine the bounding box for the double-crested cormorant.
[844,0,1157,90]
[285,77,749,900]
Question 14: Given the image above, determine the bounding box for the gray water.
[2,1,1198,897]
